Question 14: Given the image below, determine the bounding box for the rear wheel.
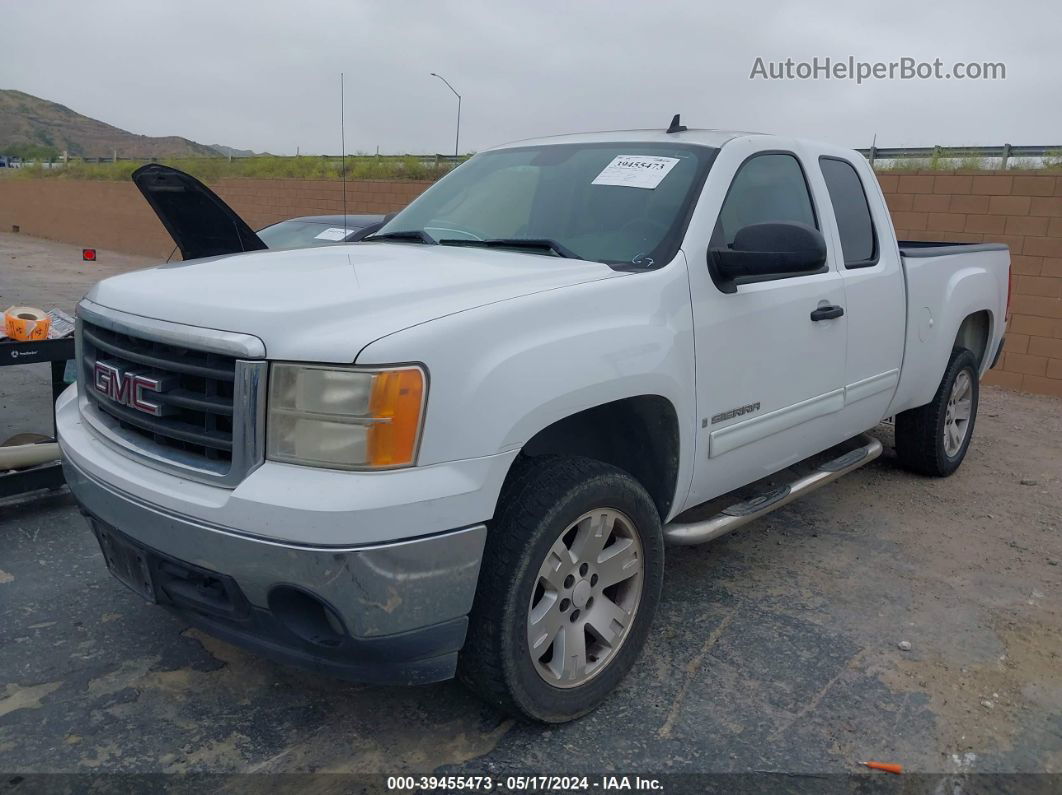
[895,347,979,477]
[458,456,663,722]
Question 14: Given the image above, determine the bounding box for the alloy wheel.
[943,369,973,457]
[526,509,644,688]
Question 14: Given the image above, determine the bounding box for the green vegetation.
[1,142,61,161]
[5,151,1056,181]
[956,155,988,170]
[874,157,927,172]
[874,156,1060,172]
[3,154,465,182]
[1044,149,1062,169]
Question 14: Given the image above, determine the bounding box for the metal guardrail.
[857,144,1061,169]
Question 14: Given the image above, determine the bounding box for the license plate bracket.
[94,524,156,603]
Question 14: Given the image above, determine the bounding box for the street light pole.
[430,72,461,156]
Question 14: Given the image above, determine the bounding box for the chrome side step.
[663,434,883,546]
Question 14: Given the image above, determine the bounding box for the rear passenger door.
[684,145,849,508]
[818,155,905,435]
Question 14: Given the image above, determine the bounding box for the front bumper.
[63,453,487,685]
[57,383,516,548]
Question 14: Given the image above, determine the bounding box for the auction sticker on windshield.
[592,155,680,189]
[314,227,350,241]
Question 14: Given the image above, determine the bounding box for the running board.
[663,434,883,546]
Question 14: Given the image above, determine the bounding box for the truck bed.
[888,241,1010,416]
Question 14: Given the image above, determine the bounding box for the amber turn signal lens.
[367,368,425,467]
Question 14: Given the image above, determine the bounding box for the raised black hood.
[132,164,267,261]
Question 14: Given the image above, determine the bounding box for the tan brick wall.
[879,169,1062,398]
[2,170,1061,397]
[0,177,434,260]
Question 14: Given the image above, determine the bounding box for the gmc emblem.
[92,361,168,417]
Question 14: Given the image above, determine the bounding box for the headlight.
[266,363,426,470]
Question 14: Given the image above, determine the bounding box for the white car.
[60,120,1009,722]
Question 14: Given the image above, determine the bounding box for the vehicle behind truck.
[58,120,1008,722]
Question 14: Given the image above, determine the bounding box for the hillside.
[0,89,221,159]
[209,144,263,158]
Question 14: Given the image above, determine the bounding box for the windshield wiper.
[361,230,437,244]
[438,238,580,259]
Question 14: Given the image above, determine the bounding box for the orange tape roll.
[4,306,52,341]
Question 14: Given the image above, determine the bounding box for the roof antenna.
[340,72,348,237]
[666,114,687,134]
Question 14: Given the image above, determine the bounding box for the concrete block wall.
[0,177,434,260]
[877,171,1062,397]
[2,169,1062,396]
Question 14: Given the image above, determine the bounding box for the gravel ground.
[1,233,1060,784]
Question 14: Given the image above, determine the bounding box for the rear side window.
[819,157,877,267]
[717,153,817,245]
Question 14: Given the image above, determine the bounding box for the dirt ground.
[1,232,1061,784]
[1,232,153,440]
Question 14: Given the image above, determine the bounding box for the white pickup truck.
[58,121,1009,722]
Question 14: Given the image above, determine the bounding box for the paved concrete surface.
[2,233,1061,780]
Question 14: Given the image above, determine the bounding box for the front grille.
[81,319,236,463]
[78,316,266,483]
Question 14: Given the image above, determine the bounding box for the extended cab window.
[819,157,877,267]
[717,153,817,245]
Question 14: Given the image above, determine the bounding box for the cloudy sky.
[3,0,1059,156]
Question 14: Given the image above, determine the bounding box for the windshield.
[372,142,717,267]
[257,220,357,250]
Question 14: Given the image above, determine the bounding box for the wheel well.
[954,310,991,369]
[518,396,680,520]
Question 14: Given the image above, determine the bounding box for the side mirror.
[709,222,827,293]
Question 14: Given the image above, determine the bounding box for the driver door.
[683,146,848,508]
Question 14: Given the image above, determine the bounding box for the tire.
[895,347,980,477]
[458,455,664,723]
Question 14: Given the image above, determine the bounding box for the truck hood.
[85,243,623,361]
[132,164,268,261]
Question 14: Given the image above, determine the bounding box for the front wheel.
[895,347,980,477]
[458,456,664,722]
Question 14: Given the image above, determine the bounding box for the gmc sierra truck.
[58,122,1009,722]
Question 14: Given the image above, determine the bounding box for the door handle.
[810,305,845,321]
